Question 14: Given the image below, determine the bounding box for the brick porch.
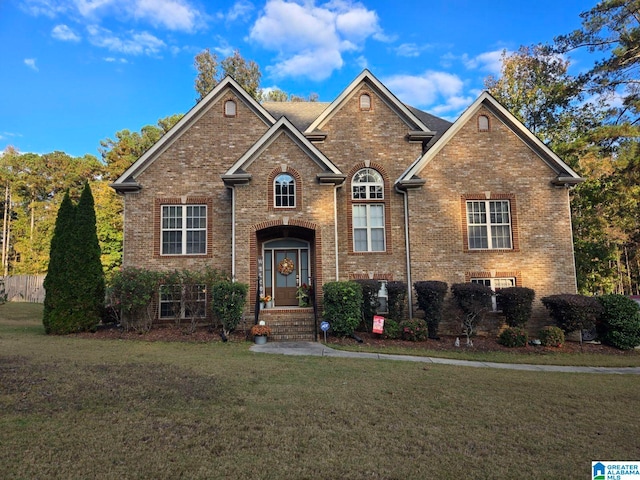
[256,307,317,341]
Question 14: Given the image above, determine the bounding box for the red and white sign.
[373,315,385,334]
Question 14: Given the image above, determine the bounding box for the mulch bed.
[75,324,636,356]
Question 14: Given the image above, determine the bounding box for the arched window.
[478,114,489,131]
[274,173,295,208]
[351,168,385,252]
[224,100,237,117]
[359,93,371,111]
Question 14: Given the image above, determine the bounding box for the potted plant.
[251,321,272,344]
[260,294,272,309]
[296,283,312,307]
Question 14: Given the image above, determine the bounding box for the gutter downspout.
[230,185,236,281]
[396,184,413,319]
[334,184,340,280]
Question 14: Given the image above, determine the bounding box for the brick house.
[111,70,583,339]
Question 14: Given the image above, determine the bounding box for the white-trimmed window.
[478,114,489,131]
[471,277,515,311]
[274,173,295,208]
[377,280,388,314]
[352,168,383,200]
[160,284,207,319]
[360,93,371,111]
[466,200,512,249]
[224,100,236,117]
[352,168,385,252]
[161,205,207,255]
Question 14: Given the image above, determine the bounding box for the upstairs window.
[224,100,237,117]
[352,168,383,200]
[352,168,385,252]
[359,93,371,111]
[478,114,490,131]
[274,173,295,208]
[466,200,512,250]
[161,205,207,255]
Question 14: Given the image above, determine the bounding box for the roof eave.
[110,180,142,194]
[222,173,252,186]
[551,175,585,186]
[317,173,346,185]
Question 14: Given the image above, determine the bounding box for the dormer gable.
[396,91,584,189]
[305,69,436,143]
[111,76,277,193]
[222,116,345,186]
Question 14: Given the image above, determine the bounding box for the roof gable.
[305,69,435,137]
[397,91,584,187]
[111,76,277,192]
[222,116,345,186]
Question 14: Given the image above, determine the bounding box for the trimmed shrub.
[323,281,363,337]
[387,281,407,322]
[399,319,428,341]
[497,287,535,328]
[539,326,565,347]
[414,280,448,339]
[108,267,162,332]
[451,283,493,344]
[541,294,602,333]
[382,318,401,339]
[497,327,528,347]
[596,294,640,350]
[211,280,248,337]
[353,279,379,332]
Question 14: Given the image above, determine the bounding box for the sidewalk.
[250,341,640,375]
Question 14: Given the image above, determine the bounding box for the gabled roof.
[222,116,345,186]
[111,76,277,192]
[305,69,436,137]
[397,91,584,188]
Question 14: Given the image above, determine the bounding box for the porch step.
[257,308,317,342]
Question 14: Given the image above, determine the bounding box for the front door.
[274,249,299,306]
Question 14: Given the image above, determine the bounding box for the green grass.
[1,302,639,479]
[327,341,640,367]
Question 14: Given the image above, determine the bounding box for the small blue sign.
[320,321,330,332]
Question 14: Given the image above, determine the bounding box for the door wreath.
[278,258,295,276]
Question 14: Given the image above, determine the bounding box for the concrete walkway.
[250,341,640,375]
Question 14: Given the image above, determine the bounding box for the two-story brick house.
[111,70,582,339]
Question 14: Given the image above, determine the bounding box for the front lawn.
[0,302,639,479]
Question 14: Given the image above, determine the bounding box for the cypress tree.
[43,184,105,334]
[43,191,76,333]
[72,182,105,330]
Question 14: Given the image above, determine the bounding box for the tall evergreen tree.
[71,183,105,330]
[43,191,76,334]
[42,184,105,334]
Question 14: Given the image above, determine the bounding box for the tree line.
[1,0,638,295]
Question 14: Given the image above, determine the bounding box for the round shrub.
[539,326,565,347]
[399,319,428,341]
[497,327,528,347]
[382,319,401,339]
[596,294,640,350]
[497,287,535,327]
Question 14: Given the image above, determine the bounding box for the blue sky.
[0,0,596,159]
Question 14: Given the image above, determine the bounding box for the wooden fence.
[1,275,46,303]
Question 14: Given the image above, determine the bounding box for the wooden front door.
[274,249,299,306]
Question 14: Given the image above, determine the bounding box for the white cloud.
[24,0,204,32]
[52,24,81,41]
[87,25,166,55]
[382,71,474,114]
[24,58,39,71]
[225,0,254,22]
[462,49,507,74]
[104,56,128,63]
[249,0,385,80]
